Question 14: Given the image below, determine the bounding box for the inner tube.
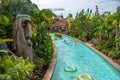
[64,66,77,72]
[78,74,93,80]
[73,41,78,45]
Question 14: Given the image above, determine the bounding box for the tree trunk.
[99,28,102,42]
[116,19,119,56]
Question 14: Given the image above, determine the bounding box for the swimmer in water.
[64,40,67,43]
[54,37,57,40]
[73,41,78,45]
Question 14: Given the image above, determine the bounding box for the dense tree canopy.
[69,6,120,60]
[0,0,56,79]
[0,0,37,21]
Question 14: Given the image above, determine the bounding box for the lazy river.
[50,33,120,80]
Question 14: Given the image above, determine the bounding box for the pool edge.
[43,34,120,80]
[42,44,56,80]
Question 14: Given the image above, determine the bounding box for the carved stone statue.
[13,14,34,62]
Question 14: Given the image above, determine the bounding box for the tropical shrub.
[96,45,103,51]
[0,0,37,21]
[68,7,120,61]
[35,35,53,65]
[0,15,13,39]
[31,32,37,50]
[93,39,100,46]
[115,38,120,59]
[101,49,108,55]
[69,20,82,38]
[0,39,13,44]
[34,57,45,69]
[0,56,34,80]
[31,22,54,66]
[0,39,14,59]
[108,51,116,59]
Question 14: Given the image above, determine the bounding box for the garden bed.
[31,44,56,80]
[31,67,48,80]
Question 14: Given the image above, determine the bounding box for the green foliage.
[108,51,116,59]
[32,10,45,27]
[36,22,48,43]
[116,38,120,47]
[0,74,12,80]
[115,38,120,59]
[31,33,37,50]
[0,15,13,39]
[0,56,34,80]
[0,15,9,26]
[0,39,13,44]
[40,9,56,27]
[40,9,56,19]
[0,0,55,79]
[0,0,38,21]
[69,7,120,60]
[34,57,45,69]
[31,8,55,68]
[96,45,103,51]
[93,39,100,46]
[66,13,73,19]
[103,40,114,49]
[69,20,82,38]
[31,21,54,66]
[35,35,53,65]
[101,49,108,55]
[31,9,56,28]
[99,39,115,55]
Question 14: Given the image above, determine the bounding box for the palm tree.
[97,15,105,42]
[104,14,114,39]
[31,9,44,28]
[0,0,37,21]
[36,22,48,44]
[31,9,56,48]
[0,15,12,39]
[76,9,87,38]
[113,6,120,58]
[115,7,120,38]
[40,9,56,27]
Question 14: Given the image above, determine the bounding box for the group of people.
[54,37,78,45]
[73,41,78,45]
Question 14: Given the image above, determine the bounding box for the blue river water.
[50,34,120,80]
